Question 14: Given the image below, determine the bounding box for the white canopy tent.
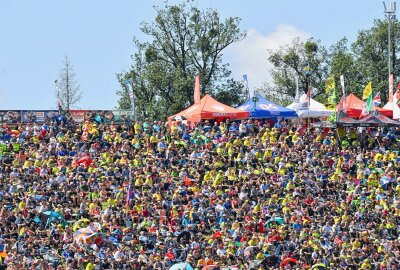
[287,94,334,118]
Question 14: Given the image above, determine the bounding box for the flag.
[373,92,381,106]
[126,186,131,206]
[360,94,373,118]
[243,74,251,98]
[325,75,335,94]
[389,74,394,102]
[81,120,91,141]
[393,89,400,119]
[325,75,336,110]
[194,75,201,104]
[366,94,373,112]
[340,75,345,96]
[360,104,369,118]
[362,82,372,100]
[340,75,346,108]
[295,75,300,101]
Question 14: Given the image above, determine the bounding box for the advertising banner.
[91,110,135,123]
[21,110,59,123]
[69,110,89,123]
[111,110,135,123]
[0,110,22,124]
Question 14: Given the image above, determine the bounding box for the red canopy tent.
[337,93,392,118]
[168,94,249,125]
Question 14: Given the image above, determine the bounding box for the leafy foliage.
[266,38,329,101]
[117,0,246,120]
[266,19,400,105]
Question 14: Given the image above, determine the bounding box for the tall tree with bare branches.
[56,56,82,111]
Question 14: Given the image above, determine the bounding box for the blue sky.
[0,0,386,109]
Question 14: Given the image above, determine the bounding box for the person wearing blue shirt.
[153,121,160,132]
[229,123,238,134]
[57,146,67,157]
[182,132,191,141]
[322,137,331,146]
[274,122,282,129]
[203,121,212,132]
[223,199,232,210]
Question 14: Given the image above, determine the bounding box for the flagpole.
[55,80,60,115]
[295,75,300,102]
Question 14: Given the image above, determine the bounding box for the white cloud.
[225,25,311,93]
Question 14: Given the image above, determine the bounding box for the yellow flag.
[325,75,336,109]
[362,82,372,100]
[325,75,335,94]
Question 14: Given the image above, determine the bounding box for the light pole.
[55,79,60,114]
[383,0,396,93]
[303,66,311,107]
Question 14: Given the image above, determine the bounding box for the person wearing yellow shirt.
[22,158,33,169]
[225,141,232,149]
[214,160,223,168]
[212,172,223,187]
[292,132,299,142]
[152,192,162,202]
[255,252,264,260]
[85,262,95,270]
[243,138,251,147]
[227,147,235,157]
[268,194,278,205]
[248,237,258,246]
[233,138,242,147]
[269,135,277,144]
[145,175,153,186]
[119,153,129,165]
[170,124,178,134]
[134,176,144,187]
[150,134,158,144]
[133,122,142,134]
[316,133,324,143]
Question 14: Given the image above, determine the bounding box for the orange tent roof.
[168,94,249,125]
[337,93,364,118]
[337,93,392,118]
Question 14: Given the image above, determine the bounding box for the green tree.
[326,38,360,102]
[117,0,246,120]
[351,19,400,102]
[266,38,329,102]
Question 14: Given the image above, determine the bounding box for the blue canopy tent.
[237,95,298,118]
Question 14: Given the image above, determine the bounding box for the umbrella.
[85,232,106,245]
[279,257,297,267]
[74,227,94,243]
[311,263,327,269]
[244,246,257,256]
[265,217,285,228]
[169,262,194,270]
[43,211,62,218]
[172,115,187,121]
[72,218,91,232]
[77,155,93,167]
[43,211,67,228]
